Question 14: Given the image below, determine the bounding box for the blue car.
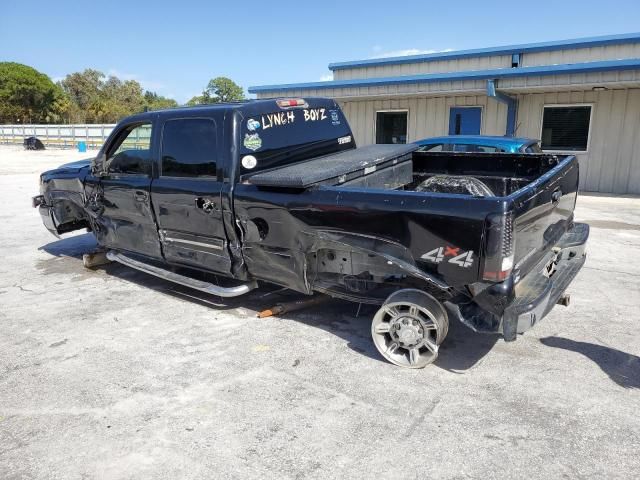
[414,135,542,153]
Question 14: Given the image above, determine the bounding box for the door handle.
[134,191,148,202]
[551,189,562,204]
[195,197,217,213]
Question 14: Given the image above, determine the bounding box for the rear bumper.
[445,223,589,338]
[503,222,589,339]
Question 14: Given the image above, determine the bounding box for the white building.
[250,33,640,194]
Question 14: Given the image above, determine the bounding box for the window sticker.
[330,110,341,126]
[243,133,262,151]
[261,111,296,130]
[247,118,261,131]
[241,155,258,169]
[303,108,327,122]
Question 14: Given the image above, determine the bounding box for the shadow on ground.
[540,336,640,389]
[38,233,499,371]
[39,232,98,258]
[434,319,499,372]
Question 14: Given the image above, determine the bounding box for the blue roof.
[414,135,537,152]
[328,32,640,71]
[248,58,640,93]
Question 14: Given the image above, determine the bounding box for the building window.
[541,106,591,151]
[376,111,407,144]
[161,118,217,177]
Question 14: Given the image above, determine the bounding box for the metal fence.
[0,124,116,150]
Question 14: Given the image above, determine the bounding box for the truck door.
[97,120,162,258]
[150,115,232,274]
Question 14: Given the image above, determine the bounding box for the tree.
[204,77,245,103]
[0,62,67,123]
[58,70,178,122]
[186,77,244,106]
[144,91,178,110]
[60,70,147,122]
[58,69,103,122]
[99,76,145,121]
[186,93,207,106]
[48,92,72,123]
[2,63,180,123]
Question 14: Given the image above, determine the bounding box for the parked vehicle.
[32,98,588,368]
[415,135,542,153]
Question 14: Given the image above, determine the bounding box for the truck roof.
[121,98,338,123]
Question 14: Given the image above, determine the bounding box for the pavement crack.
[13,283,35,293]
[404,398,440,437]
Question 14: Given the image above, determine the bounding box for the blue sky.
[1,0,638,103]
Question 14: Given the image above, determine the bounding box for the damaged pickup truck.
[33,97,588,368]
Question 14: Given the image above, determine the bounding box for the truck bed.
[234,147,579,302]
[246,145,563,198]
[406,151,561,197]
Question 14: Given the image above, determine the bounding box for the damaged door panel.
[33,97,588,369]
[150,114,233,274]
[232,185,490,298]
[87,120,163,258]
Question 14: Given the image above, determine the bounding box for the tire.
[371,289,449,368]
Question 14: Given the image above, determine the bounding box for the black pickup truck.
[33,97,588,368]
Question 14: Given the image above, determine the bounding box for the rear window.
[417,143,504,153]
[452,144,502,153]
[239,102,353,175]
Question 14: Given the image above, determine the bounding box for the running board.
[106,250,257,297]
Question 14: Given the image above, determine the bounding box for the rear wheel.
[371,289,449,368]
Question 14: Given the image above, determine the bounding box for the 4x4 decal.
[421,246,474,268]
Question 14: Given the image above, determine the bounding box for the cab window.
[161,118,217,177]
[105,123,152,175]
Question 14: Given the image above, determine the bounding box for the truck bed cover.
[246,144,417,188]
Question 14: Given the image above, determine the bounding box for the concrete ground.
[0,145,639,479]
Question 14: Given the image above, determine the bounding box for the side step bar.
[106,250,257,297]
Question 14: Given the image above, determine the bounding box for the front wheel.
[371,289,449,368]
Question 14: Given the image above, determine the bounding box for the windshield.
[238,102,354,175]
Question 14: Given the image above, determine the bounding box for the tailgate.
[511,155,579,277]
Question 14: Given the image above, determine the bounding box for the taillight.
[276,98,308,108]
[482,212,515,281]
